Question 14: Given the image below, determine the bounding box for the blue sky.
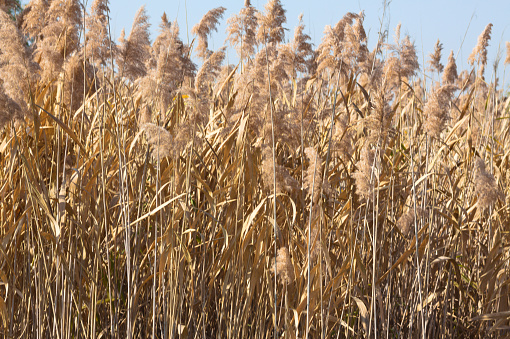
[23,0,510,84]
[105,0,509,83]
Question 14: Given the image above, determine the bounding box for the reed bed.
[0,0,509,337]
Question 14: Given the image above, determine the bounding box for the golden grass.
[0,1,509,338]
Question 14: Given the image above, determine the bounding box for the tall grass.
[0,0,509,337]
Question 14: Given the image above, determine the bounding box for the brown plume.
[442,50,458,84]
[256,0,286,45]
[428,39,444,74]
[86,0,113,67]
[37,0,83,82]
[226,0,258,59]
[192,7,226,60]
[116,6,151,81]
[0,9,38,112]
[468,23,492,78]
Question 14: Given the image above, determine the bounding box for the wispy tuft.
[468,23,492,78]
[442,50,458,84]
[226,0,258,59]
[116,6,151,81]
[192,7,226,60]
[256,0,286,45]
[428,39,444,74]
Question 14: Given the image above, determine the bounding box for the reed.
[0,1,509,337]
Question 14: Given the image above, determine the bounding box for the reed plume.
[139,15,195,113]
[261,144,298,194]
[468,23,492,78]
[423,84,456,138]
[505,41,510,65]
[353,146,380,201]
[226,0,258,59]
[116,6,151,81]
[428,39,444,74]
[20,0,49,41]
[333,113,353,159]
[290,14,313,74]
[316,12,363,75]
[0,86,22,130]
[86,0,113,67]
[442,50,458,84]
[0,9,38,110]
[474,157,503,210]
[366,92,394,145]
[277,14,313,80]
[0,0,20,15]
[63,53,95,111]
[270,247,295,285]
[384,24,420,88]
[37,0,82,82]
[397,207,425,237]
[195,47,226,96]
[304,147,324,204]
[192,7,226,60]
[256,0,286,45]
[141,123,174,160]
[341,12,369,72]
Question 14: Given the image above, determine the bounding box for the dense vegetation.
[0,0,509,337]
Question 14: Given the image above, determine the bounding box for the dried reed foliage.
[192,7,226,60]
[1,2,510,338]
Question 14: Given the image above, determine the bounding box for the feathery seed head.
[428,39,444,74]
[270,247,295,285]
[468,23,492,77]
[192,7,226,59]
[442,50,458,84]
[505,41,510,65]
[257,0,286,45]
[116,6,151,81]
[474,157,503,210]
[226,1,258,59]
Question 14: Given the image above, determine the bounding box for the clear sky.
[23,0,510,85]
[105,0,510,83]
